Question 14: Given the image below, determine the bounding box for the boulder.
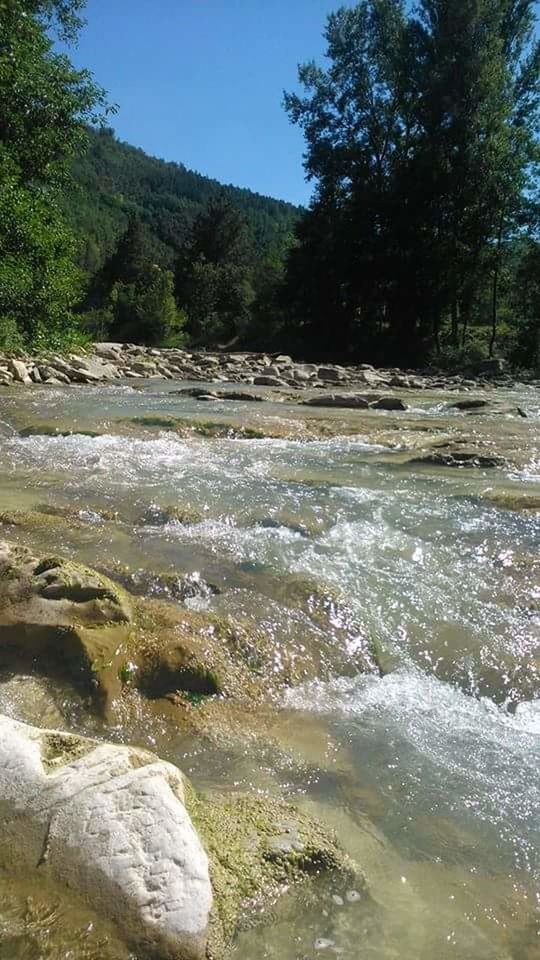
[0,716,212,959]
[0,542,132,710]
[68,357,120,382]
[8,358,32,385]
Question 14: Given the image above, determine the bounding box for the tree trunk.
[489,215,505,358]
[451,298,458,345]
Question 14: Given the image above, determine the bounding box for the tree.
[0,0,108,345]
[283,0,540,363]
[109,264,185,345]
[176,196,255,344]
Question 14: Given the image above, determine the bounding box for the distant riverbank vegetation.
[1,1,539,368]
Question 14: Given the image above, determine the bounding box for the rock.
[317,366,346,382]
[411,451,506,469]
[94,342,124,361]
[0,716,212,959]
[139,503,204,526]
[68,357,119,382]
[217,390,264,402]
[186,788,360,957]
[253,375,286,387]
[370,396,407,411]
[450,398,490,410]
[302,394,370,409]
[8,359,32,385]
[483,492,540,512]
[0,542,132,711]
[38,365,70,384]
[356,369,387,387]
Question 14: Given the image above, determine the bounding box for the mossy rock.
[138,502,205,526]
[0,542,133,715]
[19,423,102,438]
[126,415,267,440]
[483,492,540,512]
[185,786,360,958]
[0,509,80,533]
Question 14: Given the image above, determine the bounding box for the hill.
[62,127,301,275]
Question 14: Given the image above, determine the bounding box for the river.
[0,379,538,959]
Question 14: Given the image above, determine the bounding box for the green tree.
[176,196,255,344]
[283,0,540,363]
[0,0,107,345]
[110,264,185,345]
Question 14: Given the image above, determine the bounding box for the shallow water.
[0,380,538,958]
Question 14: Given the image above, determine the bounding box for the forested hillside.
[62,128,300,276]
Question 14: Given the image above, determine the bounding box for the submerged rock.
[410,450,506,469]
[0,542,132,712]
[0,542,379,727]
[302,394,371,409]
[186,787,360,958]
[0,716,212,960]
[483,492,540,512]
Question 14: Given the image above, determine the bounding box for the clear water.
[0,380,538,959]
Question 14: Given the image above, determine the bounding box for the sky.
[64,0,342,206]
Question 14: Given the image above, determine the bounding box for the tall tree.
[0,0,107,345]
[176,196,255,344]
[284,0,540,363]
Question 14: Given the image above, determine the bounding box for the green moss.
[484,492,540,512]
[0,510,74,532]
[19,424,102,438]
[184,786,358,958]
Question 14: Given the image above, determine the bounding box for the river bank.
[0,342,537,392]
[0,364,538,958]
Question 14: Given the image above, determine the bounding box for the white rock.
[8,358,32,384]
[0,716,212,959]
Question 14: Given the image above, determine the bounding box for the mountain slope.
[62,127,301,275]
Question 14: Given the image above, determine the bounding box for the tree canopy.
[284,0,540,364]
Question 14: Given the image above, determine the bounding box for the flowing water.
[0,380,538,959]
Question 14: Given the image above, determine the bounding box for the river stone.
[370,396,408,411]
[253,375,286,386]
[302,394,370,409]
[450,398,490,411]
[0,716,212,959]
[8,359,32,385]
[317,366,346,382]
[0,542,132,711]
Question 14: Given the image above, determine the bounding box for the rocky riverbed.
[0,348,538,959]
[0,341,536,392]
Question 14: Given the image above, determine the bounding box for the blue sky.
[66,0,342,206]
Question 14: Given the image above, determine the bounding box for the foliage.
[283,0,540,364]
[175,197,255,344]
[63,127,300,278]
[0,0,108,347]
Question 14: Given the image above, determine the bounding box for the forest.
[1,0,539,368]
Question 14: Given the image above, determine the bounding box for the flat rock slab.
[0,716,212,960]
[303,394,371,409]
